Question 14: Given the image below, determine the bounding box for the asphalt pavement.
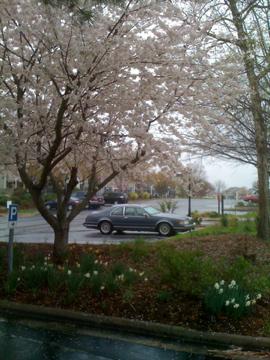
[0,198,236,245]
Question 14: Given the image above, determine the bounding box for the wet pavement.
[0,199,237,245]
[0,317,223,360]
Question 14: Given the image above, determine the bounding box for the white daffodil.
[214,283,220,290]
[257,294,262,300]
[246,301,251,306]
[67,270,72,275]
[231,298,235,304]
[84,273,90,278]
[93,271,98,276]
[251,299,256,305]
[21,266,26,271]
[219,288,224,294]
[233,304,239,309]
[220,280,225,285]
[101,286,105,291]
[225,300,230,306]
[144,278,148,282]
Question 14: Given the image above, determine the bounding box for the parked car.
[45,192,105,210]
[83,204,195,236]
[72,191,105,209]
[242,194,258,203]
[45,196,80,211]
[103,191,128,204]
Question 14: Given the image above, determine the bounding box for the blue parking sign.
[8,204,18,222]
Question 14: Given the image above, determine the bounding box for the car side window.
[125,207,137,216]
[136,208,146,217]
[110,207,123,216]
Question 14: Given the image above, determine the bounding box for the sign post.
[8,204,18,274]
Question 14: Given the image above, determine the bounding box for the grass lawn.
[1,218,270,338]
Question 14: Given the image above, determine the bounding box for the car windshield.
[144,206,160,215]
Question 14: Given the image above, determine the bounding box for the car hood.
[153,212,191,220]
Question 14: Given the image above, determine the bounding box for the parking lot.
[0,198,235,245]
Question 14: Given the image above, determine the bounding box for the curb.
[0,301,270,351]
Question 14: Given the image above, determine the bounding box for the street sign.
[8,204,18,223]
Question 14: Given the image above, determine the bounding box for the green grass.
[172,219,257,240]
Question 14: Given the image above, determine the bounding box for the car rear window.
[110,207,123,216]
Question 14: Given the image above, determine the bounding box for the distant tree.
[178,0,270,239]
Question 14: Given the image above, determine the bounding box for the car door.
[123,206,150,231]
[109,206,124,228]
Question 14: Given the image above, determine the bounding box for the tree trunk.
[53,224,69,263]
[255,131,270,240]
[228,0,270,240]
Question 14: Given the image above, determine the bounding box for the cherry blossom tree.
[178,0,270,240]
[0,0,210,260]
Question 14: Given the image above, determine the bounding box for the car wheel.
[99,221,113,235]
[158,222,172,236]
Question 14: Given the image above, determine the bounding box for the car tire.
[99,221,113,235]
[158,222,172,236]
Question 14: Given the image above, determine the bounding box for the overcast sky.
[203,159,257,189]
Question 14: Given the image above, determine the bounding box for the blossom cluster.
[213,280,262,311]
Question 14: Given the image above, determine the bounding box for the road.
[0,198,236,245]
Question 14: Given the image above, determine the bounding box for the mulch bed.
[1,234,270,337]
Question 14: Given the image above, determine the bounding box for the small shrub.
[158,248,216,297]
[225,257,252,287]
[128,192,138,201]
[191,210,202,225]
[204,280,261,319]
[141,192,150,200]
[220,215,229,227]
[228,216,238,227]
[11,189,33,208]
[159,200,178,214]
[0,194,8,207]
[204,211,219,218]
[236,201,245,207]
